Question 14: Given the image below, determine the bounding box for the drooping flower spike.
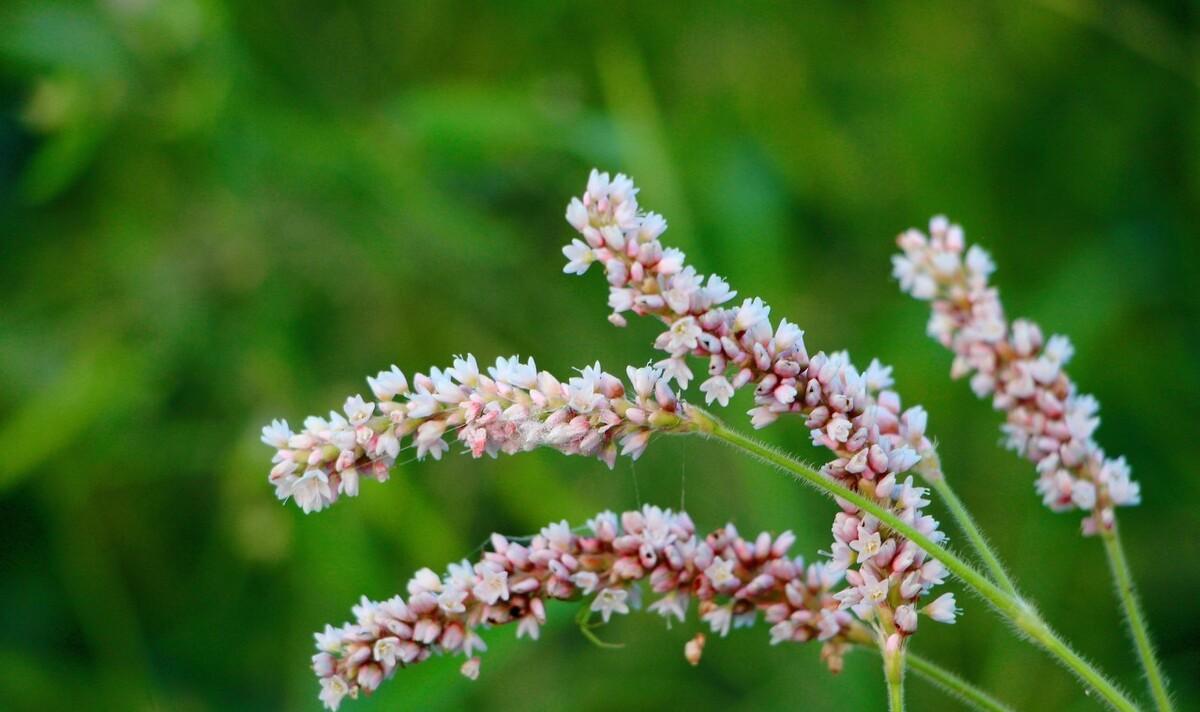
[310,505,863,710]
[892,217,1140,534]
[562,170,938,474]
[563,169,954,654]
[261,355,686,513]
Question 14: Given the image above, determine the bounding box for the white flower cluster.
[564,169,955,649]
[261,355,684,513]
[311,505,854,710]
[893,217,1140,534]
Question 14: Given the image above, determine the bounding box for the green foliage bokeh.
[1,1,1197,710]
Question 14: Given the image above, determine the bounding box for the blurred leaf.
[0,342,144,492]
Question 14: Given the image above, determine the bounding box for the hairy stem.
[849,624,1012,711]
[885,647,906,712]
[921,458,1020,597]
[1102,522,1173,711]
[685,407,1137,712]
[906,651,1015,712]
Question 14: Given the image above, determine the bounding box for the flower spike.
[262,355,686,513]
[310,506,856,709]
[893,218,1140,533]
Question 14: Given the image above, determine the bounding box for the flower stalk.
[1102,523,1173,712]
[884,645,906,712]
[918,452,1019,597]
[903,651,1014,712]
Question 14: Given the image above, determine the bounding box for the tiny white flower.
[566,374,601,413]
[489,355,538,389]
[445,560,475,590]
[702,604,733,637]
[647,592,689,623]
[540,520,574,552]
[924,592,959,623]
[562,238,595,275]
[571,571,599,595]
[618,430,652,460]
[343,395,375,427]
[260,419,292,448]
[964,244,994,279]
[901,406,928,442]
[895,604,918,633]
[517,614,541,640]
[565,197,589,231]
[701,274,736,306]
[733,297,770,336]
[860,572,889,607]
[460,657,481,681]
[657,247,685,274]
[1070,480,1097,510]
[438,586,468,614]
[376,430,400,459]
[590,588,630,622]
[314,624,343,654]
[319,675,350,711]
[655,356,694,389]
[863,359,894,391]
[1044,334,1075,364]
[662,265,697,309]
[849,528,882,563]
[699,375,735,407]
[625,365,663,399]
[664,316,702,353]
[293,470,332,514]
[768,620,795,645]
[366,365,408,400]
[704,556,737,591]
[816,610,843,641]
[773,318,804,352]
[408,567,443,594]
[373,636,401,666]
[462,631,488,657]
[472,565,510,606]
[826,418,852,443]
[449,353,480,385]
[586,511,618,539]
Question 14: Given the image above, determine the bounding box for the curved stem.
[924,466,1020,597]
[1102,522,1173,711]
[907,651,1015,712]
[850,625,1013,711]
[685,407,1137,712]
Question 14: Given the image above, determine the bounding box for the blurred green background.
[1,1,1197,710]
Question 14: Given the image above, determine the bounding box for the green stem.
[1102,522,1173,711]
[687,408,1137,712]
[919,454,1020,597]
[851,625,1013,711]
[885,647,906,712]
[906,651,1015,712]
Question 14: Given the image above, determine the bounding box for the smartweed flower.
[892,217,1140,533]
[310,506,853,709]
[564,171,954,648]
[262,355,685,513]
